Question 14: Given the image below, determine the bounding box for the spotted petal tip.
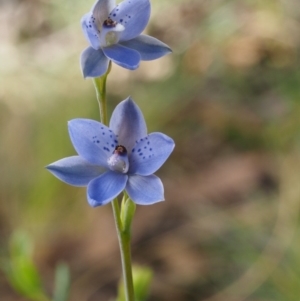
[110,0,151,42]
[109,97,147,152]
[129,132,175,176]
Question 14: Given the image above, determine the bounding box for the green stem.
[92,63,135,301]
[92,61,111,124]
[112,197,135,301]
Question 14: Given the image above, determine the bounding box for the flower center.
[103,18,117,27]
[100,18,124,47]
[107,145,129,174]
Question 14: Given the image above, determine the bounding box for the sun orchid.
[81,0,172,78]
[47,98,174,207]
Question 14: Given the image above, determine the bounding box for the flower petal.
[129,133,175,176]
[92,0,116,28]
[81,12,101,50]
[87,171,128,207]
[109,97,147,152]
[80,47,109,78]
[121,34,172,60]
[46,156,105,186]
[68,119,118,167]
[109,0,150,41]
[102,44,140,70]
[126,174,164,205]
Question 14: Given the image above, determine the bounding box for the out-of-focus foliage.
[116,266,153,301]
[1,231,49,301]
[52,263,70,301]
[1,231,70,301]
[1,0,300,300]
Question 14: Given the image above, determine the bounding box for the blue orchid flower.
[80,0,172,78]
[47,98,175,207]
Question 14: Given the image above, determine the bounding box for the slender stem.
[112,197,135,301]
[92,63,135,301]
[120,233,134,301]
[92,61,111,124]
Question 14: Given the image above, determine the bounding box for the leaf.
[116,266,153,301]
[52,263,70,301]
[1,231,50,301]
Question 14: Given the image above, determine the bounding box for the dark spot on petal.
[137,149,141,152]
[139,153,143,156]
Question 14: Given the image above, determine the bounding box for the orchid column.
[47,0,174,300]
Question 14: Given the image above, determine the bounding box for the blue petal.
[109,0,150,41]
[92,0,115,28]
[102,44,140,69]
[109,97,147,152]
[81,12,101,50]
[68,119,118,168]
[129,133,175,176]
[126,174,164,205]
[121,35,172,60]
[87,171,128,207]
[46,156,105,186]
[80,47,109,78]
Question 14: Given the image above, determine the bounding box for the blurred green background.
[1,0,300,300]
